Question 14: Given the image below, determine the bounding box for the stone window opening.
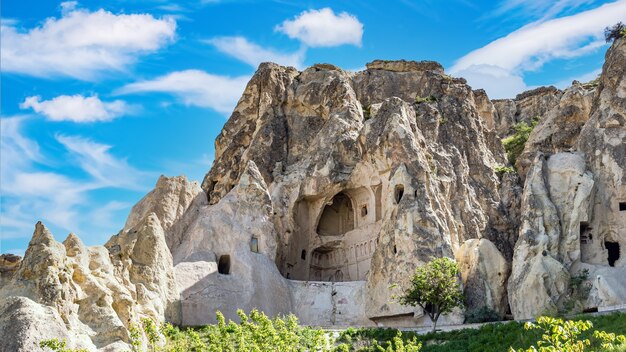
[606,241,620,267]
[250,237,259,253]
[301,250,307,260]
[580,222,591,244]
[619,202,626,211]
[218,255,231,274]
[394,185,405,204]
[361,205,368,217]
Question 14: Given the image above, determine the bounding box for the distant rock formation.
[1,38,624,351]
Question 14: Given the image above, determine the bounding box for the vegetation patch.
[605,22,626,43]
[415,95,437,104]
[501,116,539,166]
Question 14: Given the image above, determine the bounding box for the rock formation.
[0,217,180,351]
[1,36,625,350]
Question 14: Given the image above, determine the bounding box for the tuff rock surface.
[0,216,180,351]
[1,37,625,350]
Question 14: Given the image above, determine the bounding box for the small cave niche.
[619,202,626,211]
[361,205,368,217]
[394,185,405,204]
[317,192,355,236]
[605,241,620,267]
[579,222,591,244]
[218,255,231,274]
[250,237,259,253]
[301,249,307,260]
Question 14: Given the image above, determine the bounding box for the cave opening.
[316,192,355,236]
[620,202,626,211]
[218,255,231,274]
[605,241,620,267]
[394,185,404,204]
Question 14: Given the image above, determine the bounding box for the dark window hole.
[218,255,231,274]
[301,250,307,260]
[606,241,620,267]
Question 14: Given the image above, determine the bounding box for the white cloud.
[1,5,176,79]
[488,0,599,21]
[450,1,626,98]
[275,8,363,47]
[0,117,150,241]
[56,135,147,190]
[116,70,249,114]
[453,64,529,99]
[207,36,305,68]
[20,95,134,123]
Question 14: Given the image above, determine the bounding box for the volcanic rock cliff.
[1,38,624,351]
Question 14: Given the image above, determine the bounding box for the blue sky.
[2,0,625,255]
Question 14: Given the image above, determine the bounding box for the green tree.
[605,22,626,43]
[397,257,464,333]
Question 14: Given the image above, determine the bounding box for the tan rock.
[456,239,509,316]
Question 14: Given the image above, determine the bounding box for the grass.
[337,312,626,352]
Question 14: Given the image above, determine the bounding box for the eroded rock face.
[456,238,510,316]
[515,84,596,178]
[0,217,180,350]
[492,86,562,137]
[188,58,514,326]
[508,153,594,319]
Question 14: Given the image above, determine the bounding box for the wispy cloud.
[450,1,626,98]
[275,8,363,47]
[116,70,249,115]
[20,95,136,123]
[486,0,600,21]
[0,116,151,241]
[206,36,305,68]
[0,4,176,80]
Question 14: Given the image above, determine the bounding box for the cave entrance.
[316,192,355,236]
[218,255,231,274]
[606,241,620,267]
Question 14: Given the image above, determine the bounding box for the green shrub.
[415,95,437,104]
[501,116,539,166]
[511,316,626,352]
[605,22,626,43]
[494,165,515,177]
[362,104,372,120]
[465,306,501,324]
[39,338,89,352]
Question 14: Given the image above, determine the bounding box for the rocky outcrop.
[492,86,562,137]
[514,83,596,178]
[124,175,205,251]
[507,153,594,319]
[456,238,510,316]
[0,217,180,351]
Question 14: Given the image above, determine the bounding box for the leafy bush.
[126,309,348,352]
[605,22,626,43]
[397,257,464,333]
[39,338,89,352]
[501,116,539,166]
[415,95,437,104]
[511,316,626,352]
[465,306,501,324]
[494,165,515,177]
[363,104,372,120]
